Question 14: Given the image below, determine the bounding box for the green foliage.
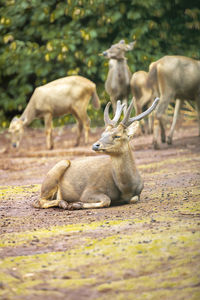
[0,0,199,127]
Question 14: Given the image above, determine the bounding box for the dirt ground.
[0,120,200,300]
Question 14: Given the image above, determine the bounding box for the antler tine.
[104,102,112,126]
[121,101,134,127]
[112,100,126,124]
[104,100,125,126]
[122,97,160,127]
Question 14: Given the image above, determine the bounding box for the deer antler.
[104,100,126,126]
[121,97,160,127]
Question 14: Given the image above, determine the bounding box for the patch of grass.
[0,184,40,200]
[0,218,199,299]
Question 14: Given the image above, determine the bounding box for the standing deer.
[132,56,200,149]
[131,70,153,134]
[131,70,182,139]
[8,76,100,150]
[33,98,159,210]
[102,40,136,112]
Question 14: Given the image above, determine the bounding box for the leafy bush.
[0,0,199,127]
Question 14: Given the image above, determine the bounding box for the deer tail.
[91,87,100,110]
[146,63,157,90]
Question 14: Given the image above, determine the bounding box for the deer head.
[92,98,159,154]
[102,40,136,60]
[9,117,26,148]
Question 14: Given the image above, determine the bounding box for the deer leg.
[57,192,111,210]
[33,160,70,209]
[153,94,172,149]
[82,114,91,144]
[110,97,117,113]
[122,98,128,112]
[80,190,111,209]
[44,113,53,150]
[72,111,83,147]
[132,99,144,135]
[167,99,182,144]
[196,96,200,136]
[148,113,154,134]
[159,119,166,143]
[129,195,140,203]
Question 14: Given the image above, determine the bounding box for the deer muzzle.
[92,142,101,151]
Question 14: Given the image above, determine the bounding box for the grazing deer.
[33,98,159,210]
[131,70,182,139]
[8,76,100,150]
[102,40,136,112]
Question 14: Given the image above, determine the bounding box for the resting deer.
[102,40,136,112]
[33,98,159,210]
[8,75,100,150]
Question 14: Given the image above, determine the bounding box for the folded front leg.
[80,190,111,209]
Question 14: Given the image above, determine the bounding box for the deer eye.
[114,135,121,139]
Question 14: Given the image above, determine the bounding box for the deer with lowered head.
[33,98,159,210]
[102,39,136,112]
[8,75,100,150]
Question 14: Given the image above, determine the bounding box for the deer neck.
[116,59,130,82]
[20,97,36,126]
[110,144,139,195]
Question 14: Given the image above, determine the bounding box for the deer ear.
[125,41,136,51]
[13,117,19,122]
[126,121,139,139]
[119,40,125,44]
[21,117,27,124]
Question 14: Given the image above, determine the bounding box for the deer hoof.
[33,199,41,208]
[59,200,68,209]
[153,141,160,150]
[130,195,139,204]
[161,136,166,143]
[167,136,172,145]
[68,202,83,210]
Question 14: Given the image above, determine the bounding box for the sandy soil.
[0,121,200,300]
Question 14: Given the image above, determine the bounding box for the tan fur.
[102,40,135,111]
[9,76,100,149]
[34,106,145,210]
[131,56,200,147]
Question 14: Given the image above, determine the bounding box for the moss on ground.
[0,215,200,299]
[0,184,40,200]
[0,152,200,299]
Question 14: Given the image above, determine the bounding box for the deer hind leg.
[167,99,182,145]
[80,189,111,209]
[72,110,83,147]
[82,113,90,144]
[153,94,172,149]
[33,160,70,209]
[44,113,53,150]
[58,192,111,210]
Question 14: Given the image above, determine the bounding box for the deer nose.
[103,51,107,56]
[12,143,17,148]
[92,142,100,151]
